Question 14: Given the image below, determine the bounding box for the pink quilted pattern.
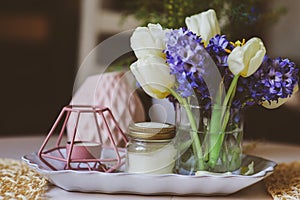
[68,71,145,147]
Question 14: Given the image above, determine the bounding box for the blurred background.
[0,0,299,144]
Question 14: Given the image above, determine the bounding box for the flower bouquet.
[129,9,299,174]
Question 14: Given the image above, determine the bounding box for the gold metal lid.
[128,122,176,140]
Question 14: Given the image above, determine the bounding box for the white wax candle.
[126,143,176,174]
[67,141,101,159]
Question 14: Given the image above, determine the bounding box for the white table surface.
[1,135,300,200]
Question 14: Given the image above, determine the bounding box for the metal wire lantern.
[38,105,128,172]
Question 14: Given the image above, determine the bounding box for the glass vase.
[175,104,243,175]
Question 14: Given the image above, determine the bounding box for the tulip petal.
[262,85,299,109]
[241,38,266,77]
[185,17,200,35]
[130,56,175,99]
[130,23,167,59]
[245,48,266,76]
[185,9,220,46]
[227,46,245,75]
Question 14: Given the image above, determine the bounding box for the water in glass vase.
[175,105,243,175]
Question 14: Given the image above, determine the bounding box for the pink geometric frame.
[38,105,128,172]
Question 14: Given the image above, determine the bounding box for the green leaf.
[240,161,255,175]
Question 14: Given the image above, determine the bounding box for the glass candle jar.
[125,122,176,174]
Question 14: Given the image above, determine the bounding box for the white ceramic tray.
[22,150,276,196]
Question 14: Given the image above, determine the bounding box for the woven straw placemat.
[0,158,47,200]
[265,162,300,200]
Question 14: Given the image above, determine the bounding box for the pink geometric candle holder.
[38,105,128,172]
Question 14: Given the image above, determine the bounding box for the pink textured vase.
[69,71,145,147]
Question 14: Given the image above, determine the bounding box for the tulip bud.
[130,56,175,99]
[185,9,220,46]
[228,37,266,77]
[130,23,168,59]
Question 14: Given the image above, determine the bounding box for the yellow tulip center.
[231,39,246,47]
[151,88,170,99]
[226,39,246,53]
[160,52,167,60]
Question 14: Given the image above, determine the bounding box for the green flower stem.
[170,89,205,170]
[207,106,224,167]
[207,75,240,169]
[223,75,240,109]
[229,147,241,170]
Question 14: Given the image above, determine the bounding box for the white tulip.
[262,85,299,109]
[228,37,266,77]
[185,9,220,46]
[130,23,169,59]
[130,56,175,99]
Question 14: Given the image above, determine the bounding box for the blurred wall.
[264,0,300,61]
[0,0,79,136]
[244,0,300,144]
